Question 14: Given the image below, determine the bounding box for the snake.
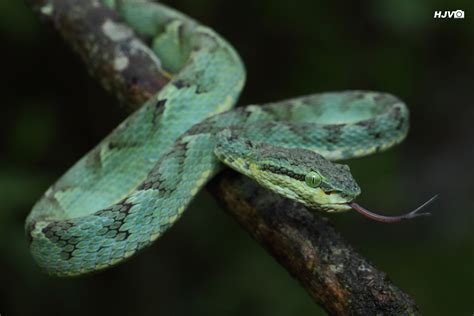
[25,0,434,277]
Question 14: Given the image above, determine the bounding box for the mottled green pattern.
[25,0,409,276]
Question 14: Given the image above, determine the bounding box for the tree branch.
[26,0,419,314]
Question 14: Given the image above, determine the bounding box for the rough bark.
[26,0,420,314]
[209,171,418,315]
[28,0,170,108]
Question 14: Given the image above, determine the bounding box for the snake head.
[215,131,361,212]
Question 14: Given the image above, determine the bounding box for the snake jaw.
[319,203,353,213]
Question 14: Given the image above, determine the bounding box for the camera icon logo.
[454,10,465,18]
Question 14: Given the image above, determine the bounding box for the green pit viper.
[25,0,435,276]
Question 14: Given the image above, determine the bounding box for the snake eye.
[305,171,322,188]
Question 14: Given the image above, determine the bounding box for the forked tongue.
[348,195,438,223]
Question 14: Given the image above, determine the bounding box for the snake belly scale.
[26,0,412,276]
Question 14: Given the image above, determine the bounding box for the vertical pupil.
[305,171,321,187]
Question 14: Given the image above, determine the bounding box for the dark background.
[1,0,473,315]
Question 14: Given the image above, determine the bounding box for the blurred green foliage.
[1,0,473,315]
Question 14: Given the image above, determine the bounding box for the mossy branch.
[26,0,419,314]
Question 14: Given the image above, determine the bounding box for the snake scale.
[25,0,433,276]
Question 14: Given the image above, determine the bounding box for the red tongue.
[348,195,437,223]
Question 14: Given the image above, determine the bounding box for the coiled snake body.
[25,1,429,276]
